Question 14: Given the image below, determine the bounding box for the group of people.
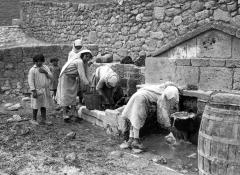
[28,38,121,124]
[28,38,180,151]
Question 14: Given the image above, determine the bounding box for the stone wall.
[0,0,20,26]
[145,29,240,91]
[0,45,71,95]
[21,0,240,60]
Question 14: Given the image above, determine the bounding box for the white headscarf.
[163,86,179,102]
[60,49,92,77]
[106,74,119,87]
[68,38,83,61]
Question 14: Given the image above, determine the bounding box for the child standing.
[28,54,53,125]
[49,58,61,101]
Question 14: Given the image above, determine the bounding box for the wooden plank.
[204,158,210,174]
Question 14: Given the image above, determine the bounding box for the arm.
[76,59,89,85]
[96,78,109,103]
[39,66,53,80]
[156,95,171,128]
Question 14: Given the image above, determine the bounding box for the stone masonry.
[0,45,71,95]
[21,0,240,61]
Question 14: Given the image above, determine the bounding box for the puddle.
[143,134,198,174]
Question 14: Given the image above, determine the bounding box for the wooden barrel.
[198,92,240,175]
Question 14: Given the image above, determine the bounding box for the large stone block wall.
[146,29,240,91]
[21,0,240,60]
[0,45,71,95]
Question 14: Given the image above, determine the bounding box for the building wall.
[21,0,240,60]
[146,29,240,91]
[0,0,20,26]
[0,45,71,94]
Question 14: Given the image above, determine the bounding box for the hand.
[39,67,48,74]
[32,90,37,98]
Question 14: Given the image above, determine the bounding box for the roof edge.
[151,21,240,57]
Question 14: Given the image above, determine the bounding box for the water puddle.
[143,134,198,174]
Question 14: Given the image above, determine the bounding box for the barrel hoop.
[198,150,240,166]
[203,112,240,124]
[208,103,240,111]
[199,131,240,146]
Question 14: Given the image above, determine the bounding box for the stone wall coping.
[136,84,213,100]
[151,21,240,57]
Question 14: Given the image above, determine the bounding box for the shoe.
[120,137,133,149]
[131,138,145,150]
[30,120,39,125]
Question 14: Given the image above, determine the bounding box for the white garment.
[28,65,53,109]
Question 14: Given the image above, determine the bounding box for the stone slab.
[175,58,191,66]
[196,30,232,59]
[174,66,199,87]
[182,90,213,101]
[209,59,226,67]
[199,67,233,90]
[233,68,240,90]
[226,59,240,68]
[186,38,197,58]
[145,57,176,84]
[191,58,209,67]
[232,37,240,59]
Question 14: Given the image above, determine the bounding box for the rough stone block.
[3,47,23,62]
[197,100,207,114]
[233,68,240,90]
[232,37,240,59]
[174,66,199,87]
[213,9,231,22]
[154,7,165,20]
[191,58,209,67]
[226,60,240,68]
[0,49,4,61]
[199,67,233,90]
[209,59,226,67]
[12,19,22,26]
[22,46,42,58]
[104,110,119,128]
[196,30,232,59]
[175,58,191,66]
[145,57,176,84]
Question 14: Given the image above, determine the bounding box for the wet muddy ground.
[0,95,198,175]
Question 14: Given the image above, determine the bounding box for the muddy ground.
[0,94,198,175]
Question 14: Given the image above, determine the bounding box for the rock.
[4,103,14,108]
[22,97,31,101]
[187,153,197,159]
[65,152,77,163]
[64,132,76,140]
[7,114,22,122]
[152,156,167,164]
[109,151,123,158]
[7,103,22,111]
[132,148,144,154]
[180,169,188,174]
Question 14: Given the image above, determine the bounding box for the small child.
[49,58,61,101]
[28,54,53,125]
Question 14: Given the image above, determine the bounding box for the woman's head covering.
[79,49,92,58]
[106,74,119,87]
[163,86,179,102]
[72,38,83,53]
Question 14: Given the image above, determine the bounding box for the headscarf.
[68,38,83,61]
[60,49,92,77]
[163,86,179,102]
[106,74,119,87]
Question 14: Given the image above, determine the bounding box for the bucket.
[83,92,102,110]
[198,92,240,175]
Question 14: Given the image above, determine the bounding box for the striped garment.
[28,65,53,109]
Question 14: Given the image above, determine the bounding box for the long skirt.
[56,74,79,107]
[121,89,159,130]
